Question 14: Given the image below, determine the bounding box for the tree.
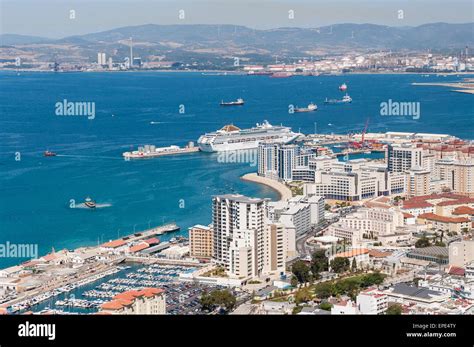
[319,302,333,311]
[200,291,214,311]
[314,282,334,299]
[290,275,298,287]
[351,258,357,272]
[311,249,328,275]
[415,237,430,248]
[292,260,311,284]
[199,289,236,312]
[330,257,350,273]
[294,287,312,305]
[360,272,385,287]
[386,303,403,315]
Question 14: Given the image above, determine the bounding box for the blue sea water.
[0,71,473,267]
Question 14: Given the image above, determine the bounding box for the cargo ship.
[220,98,244,106]
[295,103,318,113]
[324,94,352,104]
[123,142,199,159]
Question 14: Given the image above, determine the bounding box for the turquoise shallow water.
[0,71,473,267]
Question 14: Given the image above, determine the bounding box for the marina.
[9,263,224,315]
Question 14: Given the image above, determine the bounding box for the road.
[294,207,359,259]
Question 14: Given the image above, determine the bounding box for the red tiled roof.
[403,201,433,209]
[418,213,470,224]
[101,240,126,248]
[403,212,415,218]
[448,266,465,277]
[368,250,392,258]
[334,248,369,258]
[403,193,474,209]
[129,243,149,253]
[452,206,474,215]
[144,237,160,245]
[437,198,474,206]
[102,288,165,311]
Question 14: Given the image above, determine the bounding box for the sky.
[1,0,473,38]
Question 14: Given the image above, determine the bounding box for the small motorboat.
[84,197,96,209]
[44,151,57,157]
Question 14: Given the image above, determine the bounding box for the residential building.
[356,288,388,315]
[212,194,285,278]
[189,224,213,259]
[449,240,474,267]
[387,144,425,172]
[100,288,166,314]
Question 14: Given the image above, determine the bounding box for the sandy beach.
[241,173,292,201]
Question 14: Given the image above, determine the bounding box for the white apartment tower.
[387,144,424,172]
[213,194,284,278]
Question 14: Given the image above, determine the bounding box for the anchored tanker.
[197,120,301,152]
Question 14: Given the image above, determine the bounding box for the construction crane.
[348,118,370,149]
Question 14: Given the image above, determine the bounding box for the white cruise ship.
[197,120,301,152]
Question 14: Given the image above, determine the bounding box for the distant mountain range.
[1,23,473,65]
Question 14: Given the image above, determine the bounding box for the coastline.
[241,172,292,202]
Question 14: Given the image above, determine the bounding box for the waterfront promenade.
[241,173,292,201]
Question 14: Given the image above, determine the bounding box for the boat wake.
[56,154,122,160]
[73,203,112,209]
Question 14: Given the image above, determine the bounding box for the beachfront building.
[189,224,213,259]
[100,288,166,314]
[257,142,317,182]
[258,143,279,180]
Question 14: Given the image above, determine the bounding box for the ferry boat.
[295,103,318,113]
[44,151,57,157]
[220,98,244,106]
[84,197,96,209]
[339,83,348,91]
[324,94,352,104]
[197,120,301,152]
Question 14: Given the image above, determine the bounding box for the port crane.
[349,118,370,149]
